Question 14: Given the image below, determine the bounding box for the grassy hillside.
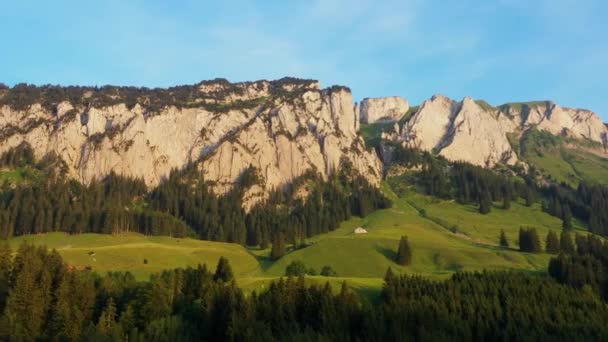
[6,180,599,299]
[8,233,260,280]
[517,129,608,186]
[263,191,554,280]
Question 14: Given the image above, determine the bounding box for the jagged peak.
[429,94,453,102]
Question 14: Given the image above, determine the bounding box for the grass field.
[5,182,596,299]
[8,233,261,280]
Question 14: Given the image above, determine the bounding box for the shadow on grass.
[375,244,397,262]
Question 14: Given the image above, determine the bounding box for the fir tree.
[518,227,541,253]
[270,232,286,260]
[213,257,234,282]
[479,190,492,214]
[384,267,395,282]
[499,230,509,248]
[96,297,119,337]
[560,230,576,254]
[396,236,412,266]
[562,204,573,230]
[502,195,511,210]
[545,231,560,254]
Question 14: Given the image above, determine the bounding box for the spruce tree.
[96,297,118,336]
[502,195,511,210]
[545,231,560,254]
[479,190,492,214]
[270,233,286,261]
[213,257,234,282]
[560,230,576,254]
[396,236,412,266]
[499,230,509,248]
[384,267,395,282]
[519,227,541,253]
[562,204,573,230]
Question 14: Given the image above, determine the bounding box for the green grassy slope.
[517,129,608,186]
[9,233,260,280]
[6,181,597,299]
[263,192,553,280]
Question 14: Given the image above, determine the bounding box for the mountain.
[0,79,381,205]
[2,79,607,201]
[356,96,409,124]
[377,95,608,168]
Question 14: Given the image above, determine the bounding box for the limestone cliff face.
[502,101,608,144]
[357,96,409,124]
[384,95,607,167]
[0,80,382,204]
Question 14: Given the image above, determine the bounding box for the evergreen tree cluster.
[0,78,319,115]
[390,146,608,237]
[549,233,608,300]
[380,271,608,340]
[518,227,542,253]
[542,182,608,236]
[0,146,390,247]
[0,170,192,239]
[1,243,608,340]
[389,146,537,214]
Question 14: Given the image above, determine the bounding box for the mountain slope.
[375,95,607,175]
[0,79,381,205]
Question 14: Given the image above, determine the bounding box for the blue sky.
[1,0,607,120]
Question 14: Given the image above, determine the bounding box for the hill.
[6,176,606,304]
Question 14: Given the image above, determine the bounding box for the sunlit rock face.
[386,95,607,167]
[0,79,382,206]
[357,96,409,124]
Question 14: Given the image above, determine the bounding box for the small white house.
[354,227,368,234]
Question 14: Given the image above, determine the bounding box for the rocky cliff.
[0,79,382,204]
[356,96,409,124]
[381,95,607,167]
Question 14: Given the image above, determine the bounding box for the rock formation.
[1,79,606,201]
[385,95,607,167]
[0,79,382,205]
[357,96,409,124]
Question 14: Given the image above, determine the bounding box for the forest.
[388,144,608,236]
[0,144,390,253]
[1,241,607,341]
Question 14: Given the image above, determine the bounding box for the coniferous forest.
[1,144,608,340]
[1,242,607,341]
[0,144,390,247]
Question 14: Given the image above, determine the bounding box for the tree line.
[1,243,606,341]
[0,145,390,250]
[389,145,608,236]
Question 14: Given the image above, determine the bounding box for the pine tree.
[270,232,286,261]
[213,256,234,282]
[518,227,541,253]
[479,190,492,214]
[396,236,412,266]
[560,230,576,254]
[562,204,573,230]
[384,267,395,282]
[545,231,560,254]
[97,297,121,339]
[499,230,509,248]
[502,195,511,210]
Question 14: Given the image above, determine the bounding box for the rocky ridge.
[0,79,382,206]
[381,95,608,167]
[356,96,409,124]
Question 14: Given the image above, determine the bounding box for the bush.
[285,260,308,276]
[320,266,337,277]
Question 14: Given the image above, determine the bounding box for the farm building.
[354,227,368,234]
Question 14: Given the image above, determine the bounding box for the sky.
[1,0,607,120]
